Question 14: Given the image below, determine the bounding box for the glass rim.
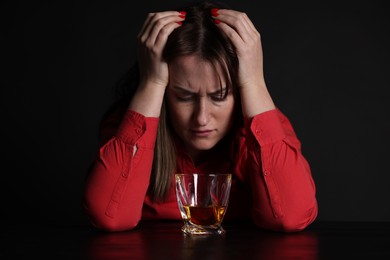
[175,173,232,176]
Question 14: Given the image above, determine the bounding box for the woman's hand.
[137,11,184,88]
[129,11,184,117]
[213,9,275,116]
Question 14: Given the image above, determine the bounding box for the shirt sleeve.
[243,108,318,232]
[83,109,159,231]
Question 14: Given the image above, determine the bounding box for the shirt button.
[135,128,142,134]
[264,170,270,176]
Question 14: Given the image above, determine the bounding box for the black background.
[1,0,389,228]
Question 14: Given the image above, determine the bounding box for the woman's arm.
[129,11,184,117]
[83,110,159,231]
[215,9,317,231]
[212,8,275,117]
[245,109,318,232]
[83,11,185,232]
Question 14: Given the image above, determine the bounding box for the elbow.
[254,204,318,233]
[276,215,316,232]
[280,205,318,232]
[83,203,140,232]
[89,217,140,232]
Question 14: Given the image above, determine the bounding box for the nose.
[194,98,209,126]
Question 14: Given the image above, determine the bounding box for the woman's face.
[166,55,235,158]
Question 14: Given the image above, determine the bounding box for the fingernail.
[179,11,186,19]
[176,21,183,25]
[211,8,219,16]
[214,19,220,24]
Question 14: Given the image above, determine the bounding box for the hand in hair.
[137,11,185,89]
[129,11,185,117]
[213,9,275,117]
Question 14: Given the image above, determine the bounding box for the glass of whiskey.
[175,173,232,235]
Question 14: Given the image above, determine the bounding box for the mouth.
[191,129,214,137]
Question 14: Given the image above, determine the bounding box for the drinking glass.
[175,173,232,235]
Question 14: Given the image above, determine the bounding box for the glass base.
[181,222,226,235]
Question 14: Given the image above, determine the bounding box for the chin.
[191,141,218,151]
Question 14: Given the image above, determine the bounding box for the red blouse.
[83,108,318,232]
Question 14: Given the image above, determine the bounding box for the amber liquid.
[183,205,226,226]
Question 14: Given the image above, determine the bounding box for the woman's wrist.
[240,81,276,118]
[128,82,166,117]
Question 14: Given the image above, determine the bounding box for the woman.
[83,0,318,232]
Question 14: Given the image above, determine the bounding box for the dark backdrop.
[1,0,389,228]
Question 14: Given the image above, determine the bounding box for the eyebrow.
[172,86,227,95]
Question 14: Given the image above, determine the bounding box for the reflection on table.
[2,221,390,259]
[86,221,319,259]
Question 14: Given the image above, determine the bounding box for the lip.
[191,129,213,137]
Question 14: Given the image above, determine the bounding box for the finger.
[217,22,245,48]
[137,12,155,39]
[214,9,258,42]
[153,22,182,51]
[219,9,257,32]
[138,11,178,38]
[145,13,183,47]
[138,11,184,45]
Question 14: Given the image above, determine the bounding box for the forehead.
[168,55,227,90]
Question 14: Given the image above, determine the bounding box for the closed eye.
[170,86,197,102]
[210,94,226,102]
[209,88,228,102]
[171,86,229,102]
[176,95,195,102]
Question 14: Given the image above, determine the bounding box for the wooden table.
[2,221,390,259]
